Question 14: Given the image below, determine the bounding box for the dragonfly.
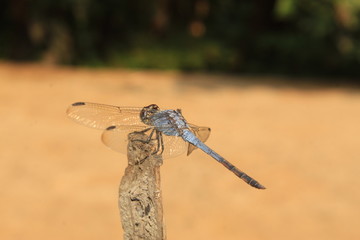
[67,102,265,189]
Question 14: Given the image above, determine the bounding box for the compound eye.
[148,104,159,110]
[140,109,145,119]
[140,107,149,121]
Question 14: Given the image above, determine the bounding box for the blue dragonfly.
[67,102,265,189]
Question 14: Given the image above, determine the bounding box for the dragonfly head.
[140,104,160,125]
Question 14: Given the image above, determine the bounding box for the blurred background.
[1,0,360,77]
[1,0,360,240]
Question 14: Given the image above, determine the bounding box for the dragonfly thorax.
[140,104,161,125]
[150,109,189,136]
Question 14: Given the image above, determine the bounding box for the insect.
[67,102,265,189]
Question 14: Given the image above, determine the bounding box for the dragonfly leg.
[130,128,159,165]
[135,127,153,135]
[155,131,164,156]
[135,156,148,165]
[132,128,155,143]
[146,129,164,156]
[133,128,161,156]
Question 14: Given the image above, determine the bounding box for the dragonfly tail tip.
[255,184,266,190]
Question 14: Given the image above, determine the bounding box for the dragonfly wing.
[101,125,148,154]
[66,102,145,130]
[187,124,211,156]
[161,135,188,159]
[102,125,187,158]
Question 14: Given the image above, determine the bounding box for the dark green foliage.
[0,0,359,77]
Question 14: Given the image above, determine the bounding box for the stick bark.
[118,132,165,240]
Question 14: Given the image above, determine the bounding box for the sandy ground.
[0,62,359,240]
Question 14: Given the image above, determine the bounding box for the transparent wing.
[101,125,149,154]
[101,125,188,159]
[66,102,145,130]
[161,135,188,159]
[187,124,211,156]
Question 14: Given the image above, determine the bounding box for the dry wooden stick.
[118,131,165,240]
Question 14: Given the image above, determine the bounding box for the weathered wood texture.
[119,132,165,240]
